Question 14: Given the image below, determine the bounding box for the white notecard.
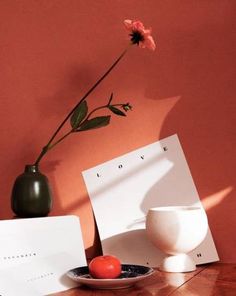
[0,252,84,296]
[0,215,87,295]
[82,134,219,267]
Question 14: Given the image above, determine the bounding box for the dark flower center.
[130,31,144,45]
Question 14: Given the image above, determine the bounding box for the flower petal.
[124,19,156,51]
[124,19,133,31]
[131,20,145,32]
[142,35,156,51]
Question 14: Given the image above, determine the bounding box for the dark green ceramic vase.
[11,164,52,218]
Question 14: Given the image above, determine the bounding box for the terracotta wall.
[0,1,235,262]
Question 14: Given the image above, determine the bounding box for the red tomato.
[88,255,122,279]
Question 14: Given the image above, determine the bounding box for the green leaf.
[70,101,88,129]
[78,116,111,131]
[109,105,126,116]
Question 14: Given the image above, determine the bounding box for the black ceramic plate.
[67,264,154,289]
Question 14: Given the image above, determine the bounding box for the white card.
[82,134,219,267]
[0,253,81,296]
[0,215,87,295]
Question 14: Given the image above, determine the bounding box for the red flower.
[34,20,155,165]
[124,19,156,51]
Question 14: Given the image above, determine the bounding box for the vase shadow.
[101,229,165,267]
[144,17,236,262]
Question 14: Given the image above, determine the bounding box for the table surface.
[52,263,236,296]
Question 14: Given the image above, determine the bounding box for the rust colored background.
[0,1,235,262]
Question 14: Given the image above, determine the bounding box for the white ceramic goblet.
[146,206,208,272]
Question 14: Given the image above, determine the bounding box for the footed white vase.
[146,206,208,272]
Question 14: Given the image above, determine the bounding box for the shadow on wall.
[37,13,236,262]
[149,20,236,261]
[78,5,236,260]
[36,63,98,119]
[3,3,235,263]
[48,16,236,258]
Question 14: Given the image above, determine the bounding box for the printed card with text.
[0,215,86,295]
[83,134,219,267]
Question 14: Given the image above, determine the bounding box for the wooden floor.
[53,263,236,295]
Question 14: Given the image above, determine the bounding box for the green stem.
[47,130,73,152]
[85,105,109,121]
[39,102,125,155]
[86,103,124,120]
[45,106,107,153]
[34,46,130,166]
